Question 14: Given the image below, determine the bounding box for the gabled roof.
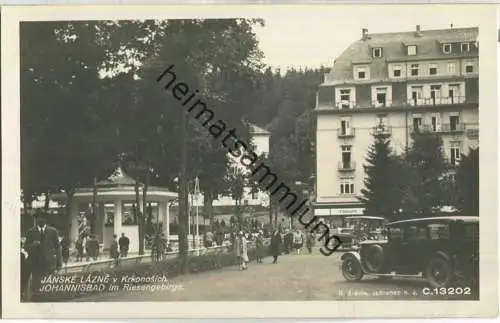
[327,26,478,84]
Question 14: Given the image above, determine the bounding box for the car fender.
[433,250,452,262]
[341,251,361,262]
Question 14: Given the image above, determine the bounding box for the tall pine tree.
[455,147,479,216]
[359,133,402,220]
[400,132,448,218]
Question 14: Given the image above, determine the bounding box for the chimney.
[450,23,454,29]
[362,28,369,40]
[415,25,423,37]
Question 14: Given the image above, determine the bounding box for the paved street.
[75,247,470,302]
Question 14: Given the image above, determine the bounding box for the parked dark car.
[340,216,479,288]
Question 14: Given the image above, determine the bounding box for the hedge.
[29,245,265,302]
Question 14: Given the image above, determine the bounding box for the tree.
[359,133,403,221]
[454,147,479,216]
[400,132,448,218]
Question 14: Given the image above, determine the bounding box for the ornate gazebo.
[52,167,178,253]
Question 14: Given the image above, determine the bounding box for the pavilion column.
[114,199,122,237]
[165,202,170,242]
[69,199,78,244]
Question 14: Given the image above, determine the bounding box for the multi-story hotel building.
[314,25,479,226]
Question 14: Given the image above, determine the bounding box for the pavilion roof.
[96,167,142,187]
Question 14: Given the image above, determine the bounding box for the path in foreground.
[77,249,473,301]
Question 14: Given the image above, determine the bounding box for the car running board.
[368,272,424,278]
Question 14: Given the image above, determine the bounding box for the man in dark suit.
[118,233,130,257]
[24,212,62,301]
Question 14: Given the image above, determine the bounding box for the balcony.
[337,128,355,138]
[320,96,478,114]
[372,125,392,137]
[411,124,466,134]
[338,161,356,172]
[440,123,466,133]
[407,96,467,106]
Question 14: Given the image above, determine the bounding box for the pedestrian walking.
[204,230,214,248]
[255,230,264,263]
[75,237,84,262]
[269,229,282,264]
[60,236,70,271]
[240,231,249,270]
[293,229,304,255]
[85,235,99,261]
[306,231,315,254]
[284,229,293,254]
[110,234,119,267]
[118,233,129,257]
[233,231,242,269]
[23,212,62,301]
[20,241,30,302]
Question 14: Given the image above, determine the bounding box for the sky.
[252,6,485,70]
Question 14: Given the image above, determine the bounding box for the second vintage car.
[340,216,479,288]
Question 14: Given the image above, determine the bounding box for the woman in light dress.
[239,231,249,270]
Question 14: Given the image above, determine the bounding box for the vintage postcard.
[1,4,498,319]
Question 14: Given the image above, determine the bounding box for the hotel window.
[410,86,423,104]
[447,62,456,74]
[429,64,438,75]
[449,114,460,131]
[430,113,441,132]
[412,115,422,132]
[410,64,419,76]
[407,45,417,56]
[461,42,470,53]
[341,145,352,169]
[448,84,460,102]
[450,142,461,166]
[339,89,352,109]
[443,43,452,54]
[465,62,474,73]
[340,117,352,136]
[393,65,402,77]
[251,189,258,200]
[430,85,442,102]
[356,67,367,80]
[374,87,388,106]
[340,177,355,195]
[373,47,383,58]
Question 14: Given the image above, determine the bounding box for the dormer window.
[354,66,369,80]
[461,42,470,53]
[372,47,383,58]
[443,43,452,54]
[407,45,417,56]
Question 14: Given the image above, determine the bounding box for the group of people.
[232,227,317,270]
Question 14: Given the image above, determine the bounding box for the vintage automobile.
[340,216,479,288]
[336,216,387,250]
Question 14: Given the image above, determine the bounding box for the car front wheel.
[425,257,454,288]
[342,257,364,282]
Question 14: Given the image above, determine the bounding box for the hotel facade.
[314,25,479,226]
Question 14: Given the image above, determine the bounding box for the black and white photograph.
[2,4,498,319]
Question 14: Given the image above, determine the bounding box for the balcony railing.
[372,125,392,136]
[407,96,467,106]
[337,128,355,138]
[440,123,466,133]
[328,96,476,111]
[411,123,467,134]
[338,161,356,172]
